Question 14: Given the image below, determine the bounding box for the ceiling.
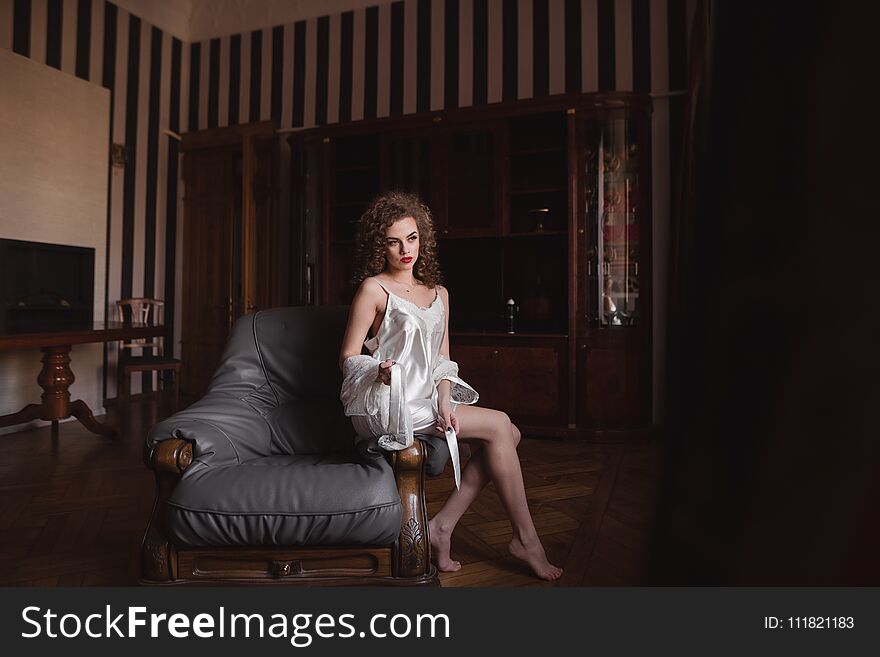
[113,0,394,42]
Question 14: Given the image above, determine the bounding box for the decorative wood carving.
[400,517,425,571]
[393,441,429,578]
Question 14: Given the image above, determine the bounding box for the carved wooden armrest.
[141,438,191,583]
[391,440,430,578]
[149,438,193,477]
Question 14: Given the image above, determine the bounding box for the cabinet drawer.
[177,548,392,581]
[452,343,565,424]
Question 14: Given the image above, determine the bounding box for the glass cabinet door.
[445,127,498,235]
[583,115,641,327]
[385,133,433,203]
[332,134,380,242]
[290,135,325,305]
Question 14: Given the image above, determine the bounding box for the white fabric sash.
[341,354,478,490]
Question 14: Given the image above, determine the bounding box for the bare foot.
[509,535,563,581]
[428,519,461,572]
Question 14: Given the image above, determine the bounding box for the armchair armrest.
[146,393,275,467]
[391,440,431,579]
[149,438,193,476]
[141,438,192,583]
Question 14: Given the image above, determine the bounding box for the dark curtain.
[647,0,880,584]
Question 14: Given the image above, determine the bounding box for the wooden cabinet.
[574,102,653,432]
[577,335,646,430]
[384,129,438,212]
[179,146,237,396]
[180,122,283,396]
[288,94,653,438]
[443,125,502,237]
[453,336,567,427]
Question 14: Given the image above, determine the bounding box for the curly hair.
[351,190,443,288]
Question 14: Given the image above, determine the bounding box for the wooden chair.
[115,298,181,407]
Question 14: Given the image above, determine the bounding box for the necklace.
[381,276,421,293]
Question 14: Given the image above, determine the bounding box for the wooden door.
[248,135,280,313]
[288,134,324,306]
[180,147,239,396]
[442,123,503,237]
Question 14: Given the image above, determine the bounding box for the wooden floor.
[433,429,662,587]
[0,393,661,586]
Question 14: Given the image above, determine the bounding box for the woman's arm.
[432,284,479,433]
[338,278,382,372]
[438,285,451,358]
[437,285,451,398]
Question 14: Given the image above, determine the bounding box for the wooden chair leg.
[121,368,130,401]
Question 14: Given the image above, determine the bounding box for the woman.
[338,191,562,581]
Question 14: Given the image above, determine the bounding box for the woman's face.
[384,216,420,274]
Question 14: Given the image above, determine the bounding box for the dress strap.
[372,278,395,308]
[364,279,392,352]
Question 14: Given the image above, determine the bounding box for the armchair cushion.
[420,434,452,477]
[166,450,402,547]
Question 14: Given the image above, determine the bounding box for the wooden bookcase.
[289,93,653,438]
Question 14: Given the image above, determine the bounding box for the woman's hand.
[435,396,460,435]
[375,359,395,386]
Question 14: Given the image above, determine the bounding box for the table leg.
[40,345,118,439]
[0,403,42,429]
[38,345,74,419]
[0,345,117,438]
[70,399,117,438]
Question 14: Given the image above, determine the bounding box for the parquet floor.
[0,394,661,586]
[433,431,662,587]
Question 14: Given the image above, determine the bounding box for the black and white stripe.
[339,11,354,122]
[315,16,329,124]
[228,33,240,125]
[362,8,377,119]
[247,30,260,123]
[443,0,459,108]
[12,0,31,58]
[75,0,91,79]
[292,20,306,126]
[45,0,60,68]
[271,25,283,123]
[207,36,219,128]
[187,41,199,131]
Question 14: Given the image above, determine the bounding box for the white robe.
[340,353,478,489]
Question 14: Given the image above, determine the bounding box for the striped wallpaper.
[0,0,693,403]
[184,0,692,130]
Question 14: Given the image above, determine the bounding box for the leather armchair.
[140,306,449,586]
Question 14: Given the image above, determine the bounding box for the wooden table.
[0,321,165,438]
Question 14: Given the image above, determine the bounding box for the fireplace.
[0,238,95,332]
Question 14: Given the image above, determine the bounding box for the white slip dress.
[351,279,478,487]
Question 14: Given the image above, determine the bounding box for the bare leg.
[429,444,491,571]
[435,409,562,581]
